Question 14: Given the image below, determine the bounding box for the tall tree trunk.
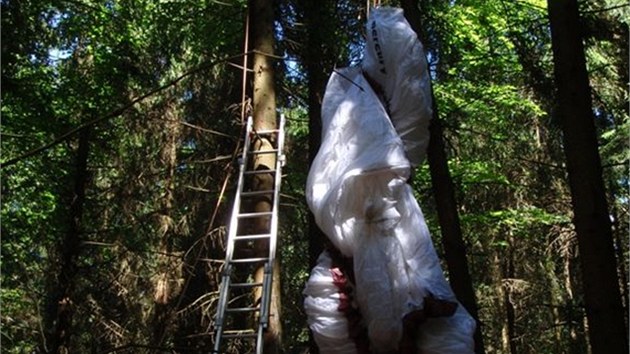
[546,255,565,353]
[608,183,629,326]
[249,0,282,351]
[493,251,510,354]
[563,241,588,354]
[302,0,329,275]
[502,237,517,354]
[300,2,335,352]
[151,100,182,345]
[547,1,628,353]
[45,126,91,353]
[400,2,485,353]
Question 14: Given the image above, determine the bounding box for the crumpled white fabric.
[362,7,433,167]
[306,66,475,353]
[351,176,413,352]
[308,67,410,258]
[304,7,475,353]
[303,251,357,354]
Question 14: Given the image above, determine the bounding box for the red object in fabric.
[328,249,371,354]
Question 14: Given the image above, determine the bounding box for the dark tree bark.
[151,100,182,345]
[45,126,90,353]
[609,192,629,325]
[301,2,330,352]
[249,0,282,351]
[502,238,517,354]
[299,0,332,279]
[400,2,485,353]
[547,1,628,353]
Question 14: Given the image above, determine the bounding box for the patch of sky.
[181,90,194,103]
[348,39,366,67]
[427,51,438,80]
[182,138,197,153]
[47,10,68,29]
[48,48,72,61]
[44,10,76,65]
[284,55,302,81]
[104,0,115,11]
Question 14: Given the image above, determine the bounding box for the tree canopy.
[1,0,627,353]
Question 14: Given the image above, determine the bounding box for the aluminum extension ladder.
[212,114,286,354]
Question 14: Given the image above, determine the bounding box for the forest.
[1,0,628,353]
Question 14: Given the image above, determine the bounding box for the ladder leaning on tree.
[212,114,286,354]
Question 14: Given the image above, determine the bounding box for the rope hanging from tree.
[241,8,250,124]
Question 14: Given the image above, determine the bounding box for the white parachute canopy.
[362,7,433,167]
[304,7,476,354]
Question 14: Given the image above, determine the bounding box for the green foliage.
[1,0,627,352]
[1,0,249,351]
[410,0,627,352]
[1,158,59,352]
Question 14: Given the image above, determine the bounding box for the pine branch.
[1,52,249,169]
[583,3,630,14]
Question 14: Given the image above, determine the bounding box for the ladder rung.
[238,211,273,218]
[226,306,260,313]
[244,169,276,175]
[230,281,264,288]
[250,149,279,155]
[234,233,271,240]
[230,257,269,264]
[214,115,284,353]
[223,329,257,339]
[241,190,274,197]
[253,129,279,135]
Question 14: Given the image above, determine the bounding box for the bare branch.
[180,121,233,138]
[584,3,630,14]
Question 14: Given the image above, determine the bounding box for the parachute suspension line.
[241,9,250,124]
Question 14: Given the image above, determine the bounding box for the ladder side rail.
[256,323,264,354]
[212,265,233,353]
[213,116,254,353]
[256,262,273,352]
[214,114,284,354]
[214,265,234,326]
[258,114,286,351]
[224,116,254,263]
[259,263,273,325]
[269,113,286,263]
